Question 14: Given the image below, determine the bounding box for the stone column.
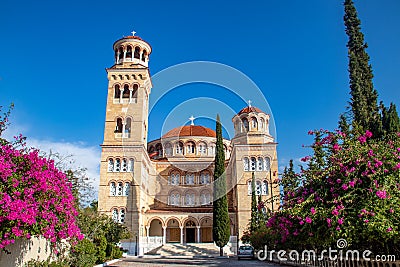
[162,226,167,244]
[196,226,200,243]
[180,226,184,244]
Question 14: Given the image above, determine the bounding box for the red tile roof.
[162,125,216,138]
[238,106,263,115]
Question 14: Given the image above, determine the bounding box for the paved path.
[108,256,285,267]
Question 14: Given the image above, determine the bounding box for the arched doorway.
[166,218,180,243]
[200,217,213,242]
[184,219,197,243]
[149,218,162,236]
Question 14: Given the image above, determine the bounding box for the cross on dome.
[248,100,252,107]
[131,30,136,36]
[189,115,195,126]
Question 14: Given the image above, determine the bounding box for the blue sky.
[1,0,399,188]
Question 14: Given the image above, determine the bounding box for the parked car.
[238,245,255,260]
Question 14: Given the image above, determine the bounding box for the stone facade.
[97,34,279,255]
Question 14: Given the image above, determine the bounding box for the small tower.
[229,104,279,239]
[98,32,153,252]
[231,103,274,145]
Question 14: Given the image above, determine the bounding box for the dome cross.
[189,115,195,126]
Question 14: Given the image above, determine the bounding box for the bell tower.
[98,32,152,253]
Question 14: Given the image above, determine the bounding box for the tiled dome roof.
[238,106,263,115]
[162,125,216,138]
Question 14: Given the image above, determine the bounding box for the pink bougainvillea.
[0,138,83,250]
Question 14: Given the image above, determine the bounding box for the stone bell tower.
[98,31,153,250]
[229,103,279,238]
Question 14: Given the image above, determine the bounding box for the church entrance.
[200,217,213,242]
[186,228,195,243]
[184,219,197,243]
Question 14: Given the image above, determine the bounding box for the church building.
[97,33,279,255]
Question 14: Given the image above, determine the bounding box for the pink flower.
[376,190,388,199]
[333,144,340,151]
[365,130,373,138]
[389,208,394,213]
[332,208,339,216]
[305,217,312,224]
[338,218,344,225]
[358,136,367,144]
[326,218,332,227]
[299,220,304,225]
[342,184,348,191]
[395,163,400,170]
[311,207,316,215]
[364,219,369,223]
[349,180,355,187]
[387,227,393,232]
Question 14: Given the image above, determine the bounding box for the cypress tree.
[383,103,400,135]
[344,0,382,137]
[250,172,258,234]
[212,114,230,256]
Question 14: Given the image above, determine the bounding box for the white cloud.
[2,123,101,200]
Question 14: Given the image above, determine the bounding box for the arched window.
[242,118,249,132]
[264,157,271,171]
[118,47,123,60]
[198,143,207,155]
[142,50,147,62]
[110,182,116,196]
[243,157,249,171]
[108,158,114,172]
[176,142,183,154]
[186,142,195,154]
[114,158,121,172]
[257,157,263,171]
[200,172,210,184]
[115,118,123,133]
[132,84,138,100]
[119,208,125,223]
[112,208,118,222]
[250,157,256,171]
[125,118,131,134]
[128,159,134,172]
[262,180,268,195]
[169,192,180,206]
[134,46,140,59]
[251,117,258,130]
[247,181,252,195]
[256,181,262,195]
[114,49,118,62]
[209,144,216,155]
[117,182,123,196]
[260,118,265,131]
[122,84,130,98]
[185,192,195,206]
[114,85,121,98]
[170,173,180,185]
[165,143,172,156]
[124,182,130,196]
[200,191,211,205]
[126,46,132,59]
[122,158,128,172]
[155,143,163,158]
[185,173,194,185]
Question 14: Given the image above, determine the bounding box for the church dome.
[238,106,263,115]
[162,125,216,139]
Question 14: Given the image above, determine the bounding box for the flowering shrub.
[266,130,400,254]
[0,137,83,250]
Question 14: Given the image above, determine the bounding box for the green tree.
[344,0,382,137]
[382,103,400,135]
[212,114,230,256]
[250,172,258,233]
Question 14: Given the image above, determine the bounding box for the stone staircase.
[145,243,220,257]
